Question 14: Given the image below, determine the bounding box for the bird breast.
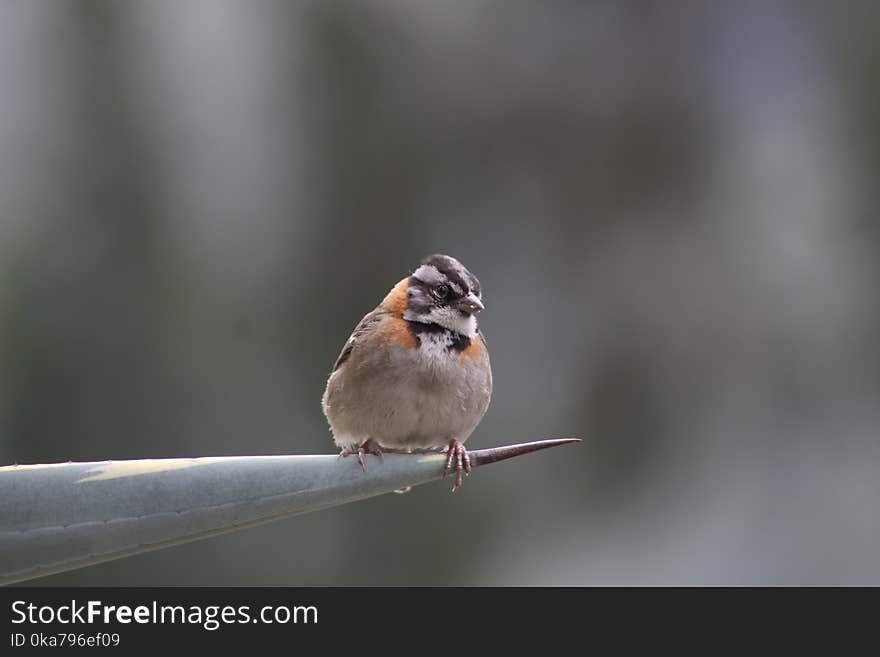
[325,329,492,450]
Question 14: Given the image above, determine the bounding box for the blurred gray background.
[2,0,879,585]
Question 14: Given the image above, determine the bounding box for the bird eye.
[433,284,449,300]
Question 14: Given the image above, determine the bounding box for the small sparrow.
[322,254,492,490]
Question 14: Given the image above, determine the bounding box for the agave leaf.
[0,438,580,585]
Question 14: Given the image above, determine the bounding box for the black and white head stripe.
[405,254,482,337]
[412,254,481,298]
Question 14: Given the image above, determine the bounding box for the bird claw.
[443,439,471,491]
[338,438,384,472]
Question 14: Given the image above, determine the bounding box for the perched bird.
[322,254,492,490]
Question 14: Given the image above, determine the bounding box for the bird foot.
[338,438,384,472]
[443,438,471,491]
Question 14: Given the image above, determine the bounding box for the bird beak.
[456,293,484,314]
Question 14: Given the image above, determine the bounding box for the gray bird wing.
[330,307,387,373]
